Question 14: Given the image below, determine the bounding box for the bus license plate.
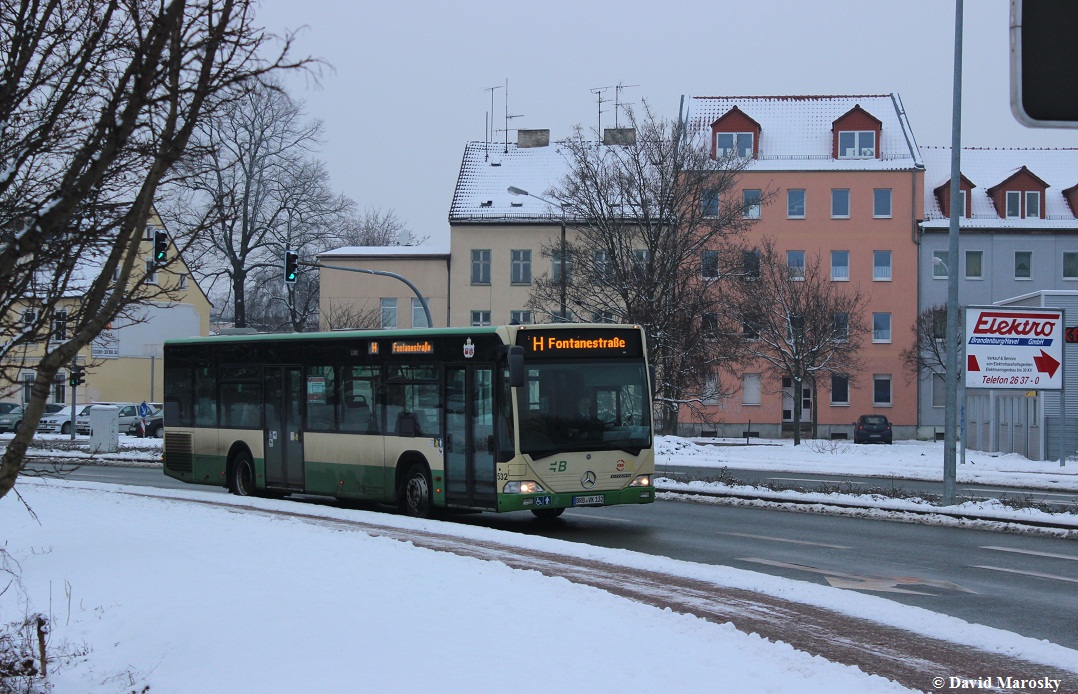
[573,495,605,507]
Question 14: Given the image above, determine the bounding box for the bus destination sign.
[392,340,434,355]
[964,306,1064,390]
[516,328,643,357]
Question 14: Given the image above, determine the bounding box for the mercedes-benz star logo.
[581,470,597,489]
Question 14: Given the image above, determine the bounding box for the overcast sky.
[254,0,1078,245]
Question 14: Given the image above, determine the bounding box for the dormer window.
[1026,191,1041,218]
[987,166,1048,219]
[716,132,754,158]
[1006,191,1021,217]
[838,131,875,158]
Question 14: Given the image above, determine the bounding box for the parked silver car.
[76,402,143,435]
[2,402,66,433]
[38,404,96,435]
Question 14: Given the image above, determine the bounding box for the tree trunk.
[233,267,247,328]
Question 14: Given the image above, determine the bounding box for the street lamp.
[508,186,568,321]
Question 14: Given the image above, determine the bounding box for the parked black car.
[128,409,164,438]
[853,414,892,444]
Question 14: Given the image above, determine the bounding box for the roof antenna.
[614,82,638,128]
[591,85,613,138]
[500,78,523,153]
[484,83,503,161]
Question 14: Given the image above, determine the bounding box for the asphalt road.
[29,463,1078,651]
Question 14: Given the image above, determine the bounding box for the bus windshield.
[517,360,651,459]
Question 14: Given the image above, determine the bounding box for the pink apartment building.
[682,95,924,439]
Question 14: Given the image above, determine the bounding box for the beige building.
[317,246,450,329]
[2,214,211,408]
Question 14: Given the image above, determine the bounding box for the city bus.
[162,324,654,518]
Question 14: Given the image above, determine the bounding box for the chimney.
[603,128,636,146]
[517,129,550,148]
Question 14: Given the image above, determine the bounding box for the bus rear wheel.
[400,464,433,518]
[231,452,256,497]
[531,508,565,519]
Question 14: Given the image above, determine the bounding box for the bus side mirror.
[507,346,525,388]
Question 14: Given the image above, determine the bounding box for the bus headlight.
[503,480,546,494]
[628,475,651,487]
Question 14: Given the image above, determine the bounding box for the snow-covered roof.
[921,146,1078,230]
[683,93,924,171]
[449,141,575,223]
[318,244,450,259]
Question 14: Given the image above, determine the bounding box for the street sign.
[965,306,1064,390]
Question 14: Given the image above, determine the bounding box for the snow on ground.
[3,435,1078,691]
[0,481,926,693]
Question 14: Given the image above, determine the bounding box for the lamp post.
[508,186,567,321]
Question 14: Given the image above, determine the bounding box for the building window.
[145,259,158,285]
[872,312,891,343]
[53,378,66,404]
[831,189,850,218]
[787,189,805,218]
[470,311,491,327]
[964,250,983,279]
[742,189,762,219]
[510,310,532,325]
[593,310,616,324]
[786,250,805,280]
[873,375,892,406]
[830,375,849,406]
[832,312,849,341]
[702,373,721,406]
[742,249,760,280]
[741,318,759,340]
[178,273,189,289]
[552,249,572,284]
[717,132,754,158]
[411,298,429,328]
[510,249,532,284]
[838,130,875,158]
[1025,190,1041,218]
[1006,191,1021,218]
[471,250,491,285]
[1015,251,1032,279]
[702,189,719,217]
[701,250,719,279]
[1064,251,1078,280]
[632,249,650,275]
[52,310,68,340]
[932,250,949,278]
[873,250,892,281]
[932,373,947,408]
[831,250,849,281]
[873,188,892,218]
[380,298,397,329]
[742,373,762,405]
[701,313,719,340]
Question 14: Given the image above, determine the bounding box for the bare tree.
[533,102,757,433]
[0,0,307,501]
[166,79,348,329]
[319,300,382,331]
[722,239,868,444]
[339,207,425,247]
[899,304,959,384]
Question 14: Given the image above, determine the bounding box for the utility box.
[88,405,119,454]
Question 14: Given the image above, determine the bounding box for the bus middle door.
[264,366,305,491]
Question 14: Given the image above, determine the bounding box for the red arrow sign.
[1033,349,1061,378]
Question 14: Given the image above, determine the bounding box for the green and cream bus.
[162,324,654,518]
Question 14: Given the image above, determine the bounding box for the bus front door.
[264,366,305,491]
[445,365,495,508]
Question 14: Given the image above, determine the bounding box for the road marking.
[737,557,977,595]
[965,487,1078,502]
[973,565,1078,584]
[719,532,851,549]
[981,546,1078,562]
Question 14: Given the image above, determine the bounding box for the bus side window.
[341,366,379,434]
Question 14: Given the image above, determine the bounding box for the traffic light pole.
[301,260,432,328]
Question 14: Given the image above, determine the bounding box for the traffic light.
[284,250,299,284]
[154,229,168,264]
[69,365,85,388]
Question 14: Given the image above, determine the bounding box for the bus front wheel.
[400,464,433,518]
[231,452,256,497]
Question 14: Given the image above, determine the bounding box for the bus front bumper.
[497,486,655,513]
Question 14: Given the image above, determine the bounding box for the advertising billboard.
[965,306,1064,390]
